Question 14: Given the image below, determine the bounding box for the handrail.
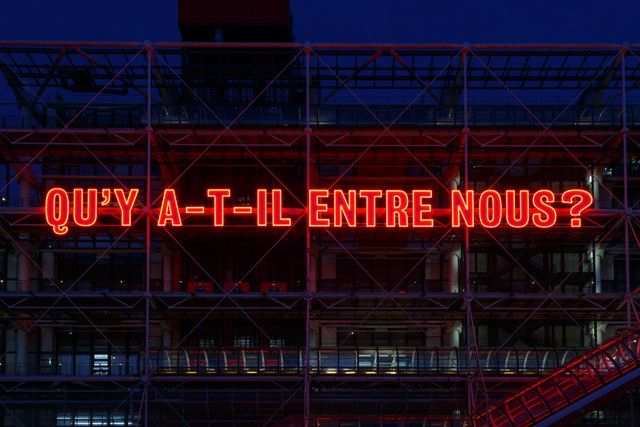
[473,328,640,426]
[0,103,638,129]
[6,346,592,377]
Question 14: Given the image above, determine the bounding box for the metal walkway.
[473,329,640,426]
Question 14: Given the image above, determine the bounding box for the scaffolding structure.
[0,41,640,426]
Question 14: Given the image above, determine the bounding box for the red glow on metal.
[43,187,593,235]
[474,329,640,427]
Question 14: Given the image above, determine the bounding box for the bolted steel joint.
[303,291,314,302]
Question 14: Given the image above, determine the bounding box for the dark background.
[0,0,638,43]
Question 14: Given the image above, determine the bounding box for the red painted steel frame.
[0,41,638,426]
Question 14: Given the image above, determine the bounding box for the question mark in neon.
[561,189,593,227]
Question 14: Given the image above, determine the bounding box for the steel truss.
[0,42,640,426]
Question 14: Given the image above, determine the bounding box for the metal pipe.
[304,43,312,427]
[621,46,631,329]
[144,40,152,427]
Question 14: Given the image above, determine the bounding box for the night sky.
[0,0,638,43]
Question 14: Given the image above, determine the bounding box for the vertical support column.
[594,243,603,293]
[15,328,26,375]
[19,177,30,208]
[447,171,461,294]
[590,320,606,345]
[447,245,461,293]
[619,52,635,427]
[161,324,172,348]
[143,40,152,427]
[622,51,635,427]
[303,43,312,427]
[319,324,336,348]
[171,250,183,291]
[161,244,172,292]
[319,254,336,290]
[42,248,55,288]
[15,236,34,292]
[308,248,318,293]
[40,326,54,374]
[460,44,476,416]
[17,248,31,292]
[447,320,462,347]
[589,144,603,329]
[621,46,631,328]
[590,166,604,209]
[589,162,604,340]
[7,250,18,291]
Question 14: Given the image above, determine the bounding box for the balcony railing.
[1,103,637,129]
[3,347,586,377]
[0,278,627,294]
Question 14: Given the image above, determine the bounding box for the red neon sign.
[43,187,593,235]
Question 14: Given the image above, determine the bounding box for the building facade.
[0,41,640,426]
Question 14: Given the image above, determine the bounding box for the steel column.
[621,46,631,329]
[462,44,476,417]
[304,44,312,427]
[144,41,152,427]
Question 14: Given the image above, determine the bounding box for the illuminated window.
[269,338,285,348]
[233,328,257,348]
[92,354,109,375]
[234,336,255,347]
[198,338,216,348]
[56,411,129,426]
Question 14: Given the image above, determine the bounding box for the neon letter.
[334,190,357,227]
[45,187,70,235]
[309,189,330,227]
[158,189,182,226]
[451,190,474,227]
[271,189,292,226]
[113,188,139,227]
[206,189,231,227]
[385,190,409,227]
[412,190,434,227]
[505,190,530,228]
[73,188,98,227]
[532,189,556,228]
[256,189,268,226]
[359,190,383,227]
[478,189,501,228]
[561,189,593,228]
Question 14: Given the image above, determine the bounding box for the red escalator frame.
[473,328,640,426]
